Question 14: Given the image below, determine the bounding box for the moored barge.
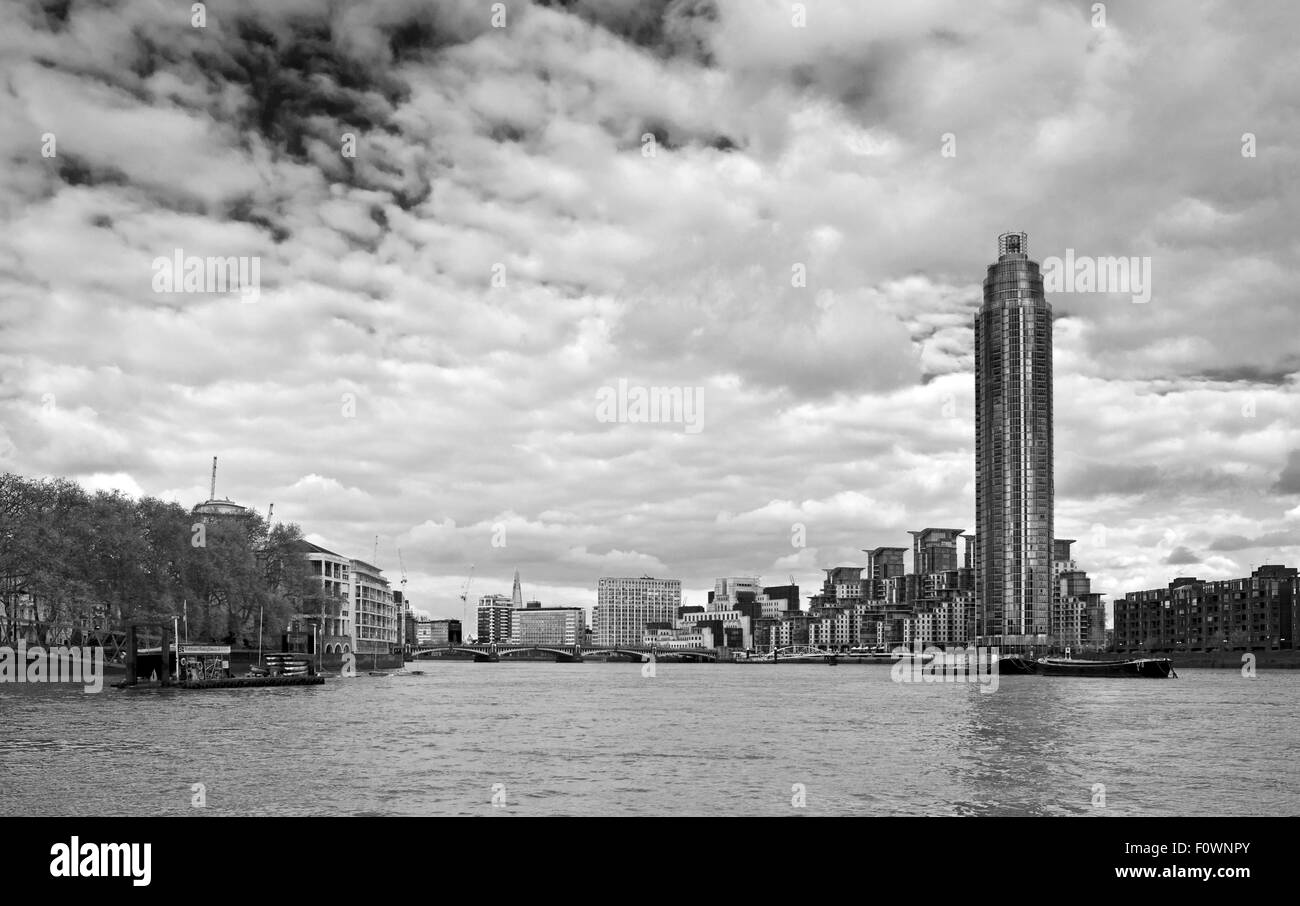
[1033,656,1176,678]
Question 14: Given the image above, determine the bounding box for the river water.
[0,663,1295,816]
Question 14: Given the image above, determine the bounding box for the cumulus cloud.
[0,0,1297,620]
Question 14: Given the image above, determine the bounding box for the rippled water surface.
[1,663,1295,816]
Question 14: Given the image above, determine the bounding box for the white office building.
[593,577,682,647]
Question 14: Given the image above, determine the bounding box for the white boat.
[846,647,934,663]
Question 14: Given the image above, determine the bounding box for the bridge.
[410,643,718,663]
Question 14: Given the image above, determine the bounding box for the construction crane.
[373,535,379,564]
[397,548,408,589]
[459,565,475,641]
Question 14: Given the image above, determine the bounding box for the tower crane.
[395,547,409,653]
[459,565,475,642]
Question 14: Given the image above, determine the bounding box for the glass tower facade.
[975,232,1053,650]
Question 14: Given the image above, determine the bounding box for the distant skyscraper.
[975,232,1053,650]
[511,569,523,608]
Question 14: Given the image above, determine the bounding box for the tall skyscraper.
[975,231,1053,651]
[511,569,523,608]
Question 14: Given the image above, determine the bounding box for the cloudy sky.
[1,0,1297,622]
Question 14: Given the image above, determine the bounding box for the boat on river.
[993,655,1036,675]
[1033,656,1176,678]
[845,647,934,665]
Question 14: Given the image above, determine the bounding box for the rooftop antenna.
[210,456,217,500]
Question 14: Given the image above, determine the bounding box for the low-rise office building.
[512,604,586,646]
[416,619,462,646]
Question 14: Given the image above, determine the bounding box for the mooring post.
[160,629,171,686]
[125,624,138,685]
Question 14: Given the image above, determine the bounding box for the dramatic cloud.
[1275,449,1300,494]
[1164,546,1199,566]
[1,0,1297,621]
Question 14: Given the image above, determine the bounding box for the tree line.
[0,473,328,649]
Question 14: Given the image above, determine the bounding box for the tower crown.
[998,231,1028,260]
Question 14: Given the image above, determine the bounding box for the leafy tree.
[0,473,321,649]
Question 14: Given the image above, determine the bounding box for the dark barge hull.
[114,675,325,690]
[994,655,1037,675]
[1034,657,1175,678]
[179,675,325,689]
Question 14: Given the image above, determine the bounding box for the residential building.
[771,611,812,648]
[295,540,353,655]
[975,231,1054,651]
[477,594,514,643]
[1114,566,1296,652]
[812,567,862,609]
[351,559,397,656]
[910,528,965,575]
[1049,539,1108,652]
[864,547,907,581]
[808,605,855,649]
[905,597,974,648]
[393,590,409,652]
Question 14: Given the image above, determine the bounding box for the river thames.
[1,663,1295,816]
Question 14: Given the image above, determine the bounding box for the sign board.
[179,645,232,656]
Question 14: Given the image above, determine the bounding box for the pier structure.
[123,623,173,686]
